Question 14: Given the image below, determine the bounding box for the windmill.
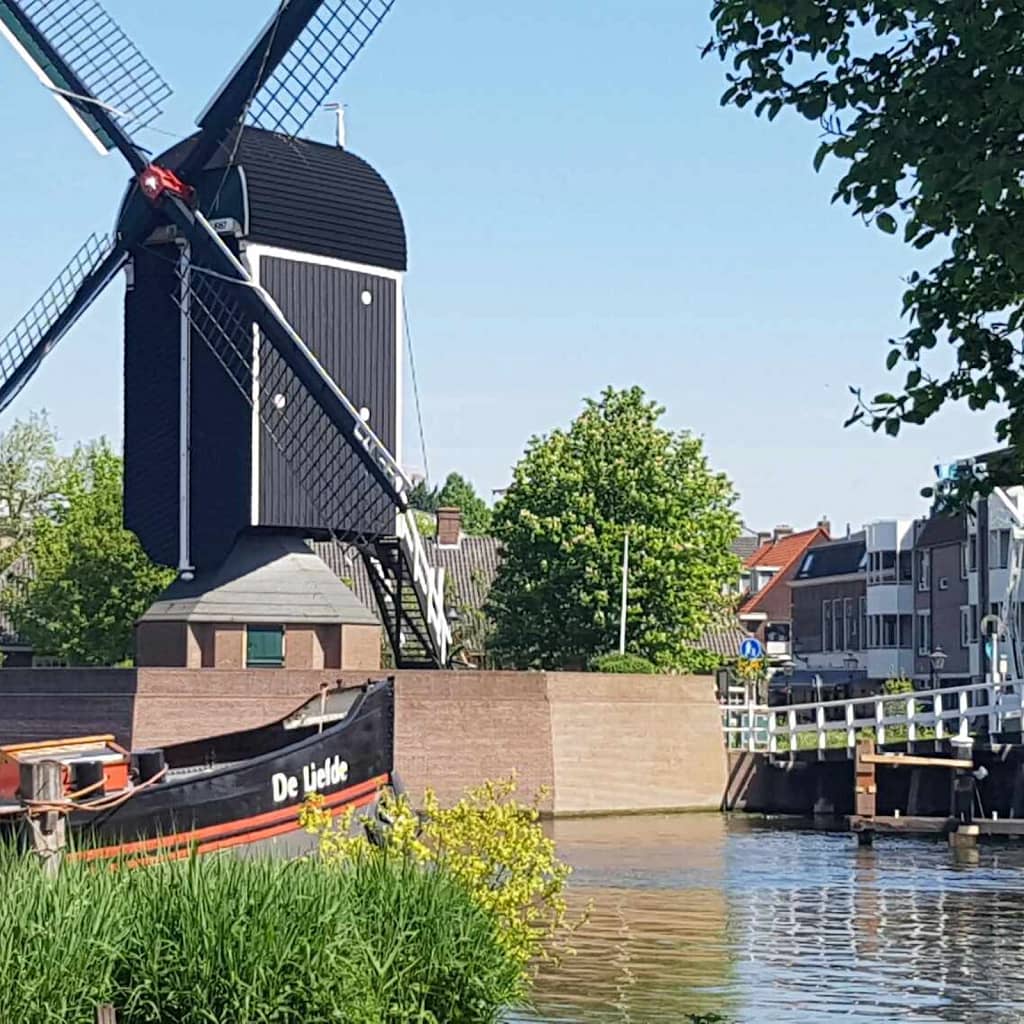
[0,0,451,668]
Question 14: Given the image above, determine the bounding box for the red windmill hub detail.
[138,165,195,205]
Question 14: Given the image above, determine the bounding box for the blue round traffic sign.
[739,638,763,660]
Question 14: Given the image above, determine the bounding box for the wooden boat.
[0,678,394,860]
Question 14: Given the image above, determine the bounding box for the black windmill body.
[0,0,450,668]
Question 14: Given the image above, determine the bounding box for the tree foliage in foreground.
[3,441,174,666]
[706,2,1024,492]
[486,387,740,672]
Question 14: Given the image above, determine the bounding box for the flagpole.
[619,532,630,655]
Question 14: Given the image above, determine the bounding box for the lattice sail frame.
[0,0,172,152]
[177,262,395,542]
[0,233,116,411]
[248,0,395,137]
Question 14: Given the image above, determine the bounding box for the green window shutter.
[247,626,284,667]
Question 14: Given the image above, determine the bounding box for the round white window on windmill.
[360,290,373,306]
[359,406,371,423]
[272,393,287,411]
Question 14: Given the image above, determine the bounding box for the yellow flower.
[299,776,584,971]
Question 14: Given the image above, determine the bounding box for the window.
[961,542,970,579]
[859,597,867,650]
[882,615,897,648]
[961,606,976,648]
[991,529,1011,570]
[917,610,932,656]
[899,614,913,649]
[898,550,913,583]
[917,550,931,592]
[967,536,978,572]
[822,601,833,652]
[832,598,843,651]
[246,625,285,668]
[845,598,857,651]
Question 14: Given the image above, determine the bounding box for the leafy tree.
[437,472,492,536]
[486,386,741,671]
[0,411,64,569]
[3,441,175,665]
[705,3,1024,491]
[408,479,440,514]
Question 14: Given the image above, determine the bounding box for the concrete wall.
[0,668,727,815]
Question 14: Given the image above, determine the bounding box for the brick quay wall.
[0,669,727,815]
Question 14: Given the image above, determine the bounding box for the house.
[737,521,831,660]
[135,534,382,671]
[790,530,866,672]
[912,512,969,687]
[790,514,971,688]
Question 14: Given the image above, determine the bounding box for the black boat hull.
[6,679,395,861]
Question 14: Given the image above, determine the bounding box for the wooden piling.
[854,739,877,820]
[18,759,66,877]
[95,1006,117,1024]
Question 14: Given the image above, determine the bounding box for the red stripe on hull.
[72,774,388,863]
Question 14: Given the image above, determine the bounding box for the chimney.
[772,524,794,543]
[436,507,462,548]
[817,516,831,537]
[756,531,772,548]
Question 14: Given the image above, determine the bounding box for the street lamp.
[929,645,947,689]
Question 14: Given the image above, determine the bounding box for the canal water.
[510,814,1024,1023]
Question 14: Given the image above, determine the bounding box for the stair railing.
[395,510,450,666]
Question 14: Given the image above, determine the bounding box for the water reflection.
[513,814,1024,1023]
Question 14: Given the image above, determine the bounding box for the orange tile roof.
[739,527,829,615]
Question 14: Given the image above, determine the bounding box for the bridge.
[721,676,1022,755]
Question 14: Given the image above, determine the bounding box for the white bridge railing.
[722,679,1022,754]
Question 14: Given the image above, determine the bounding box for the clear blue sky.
[0,0,999,534]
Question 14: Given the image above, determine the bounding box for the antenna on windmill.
[323,102,346,149]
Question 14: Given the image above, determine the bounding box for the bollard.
[949,824,980,851]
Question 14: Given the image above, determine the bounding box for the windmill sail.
[0,234,125,414]
[248,0,395,137]
[0,0,171,154]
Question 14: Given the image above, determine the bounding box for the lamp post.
[782,659,794,704]
[843,652,858,699]
[929,646,947,722]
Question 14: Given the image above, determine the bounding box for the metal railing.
[722,679,1021,754]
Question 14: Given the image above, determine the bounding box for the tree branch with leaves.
[706,1,1024,493]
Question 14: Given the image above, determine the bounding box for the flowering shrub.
[301,775,583,971]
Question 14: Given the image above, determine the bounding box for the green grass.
[0,845,524,1024]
